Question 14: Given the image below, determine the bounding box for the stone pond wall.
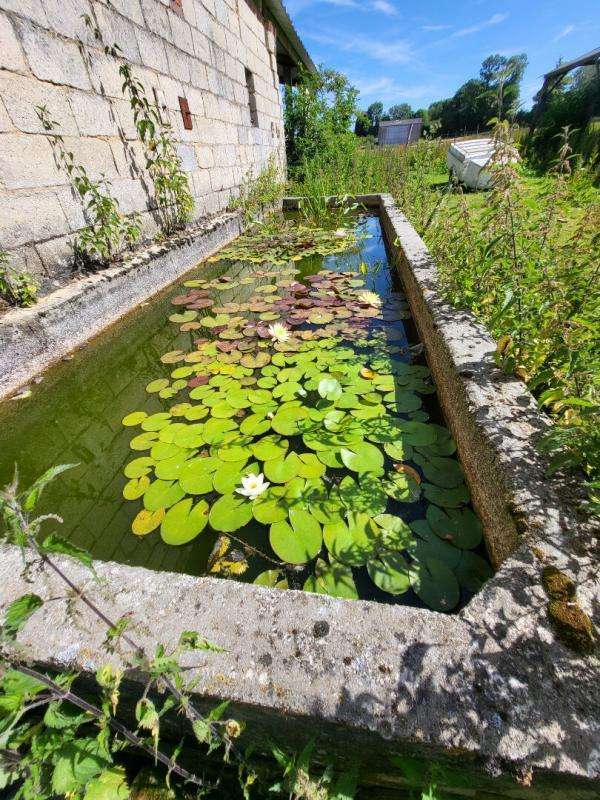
[0,0,286,282]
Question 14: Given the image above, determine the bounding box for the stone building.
[0,0,313,281]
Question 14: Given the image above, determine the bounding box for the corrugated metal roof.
[380,118,423,126]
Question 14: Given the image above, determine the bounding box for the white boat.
[446,138,505,189]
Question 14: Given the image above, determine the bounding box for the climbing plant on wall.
[82,14,195,236]
[36,106,141,270]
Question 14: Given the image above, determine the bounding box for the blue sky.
[284,0,599,111]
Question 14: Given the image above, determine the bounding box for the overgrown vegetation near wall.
[285,70,600,518]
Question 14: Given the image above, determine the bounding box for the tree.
[283,66,359,169]
[355,102,383,137]
[385,103,414,121]
[480,53,528,119]
[366,101,384,134]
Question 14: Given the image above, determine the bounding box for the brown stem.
[10,663,205,787]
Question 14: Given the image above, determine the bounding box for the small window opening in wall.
[245,68,259,127]
[170,0,184,17]
[178,96,193,130]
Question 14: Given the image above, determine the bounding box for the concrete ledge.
[1,196,598,798]
[0,211,248,400]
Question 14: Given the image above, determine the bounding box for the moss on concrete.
[547,599,595,655]
[541,566,576,600]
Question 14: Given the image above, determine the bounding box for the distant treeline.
[355,51,599,172]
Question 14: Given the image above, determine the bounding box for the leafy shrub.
[0,249,38,308]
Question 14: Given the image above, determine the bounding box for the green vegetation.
[285,69,600,518]
[0,248,38,308]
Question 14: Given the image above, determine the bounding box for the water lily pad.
[367,553,411,595]
[132,507,165,536]
[178,457,217,495]
[240,352,271,369]
[269,507,322,564]
[297,453,326,479]
[123,475,150,500]
[304,558,358,599]
[454,551,493,592]
[422,483,470,508]
[340,442,384,474]
[373,514,413,550]
[240,414,271,436]
[254,570,288,589]
[160,498,209,545]
[413,454,465,489]
[209,494,253,532]
[409,558,460,612]
[426,506,482,549]
[338,475,387,515]
[122,411,147,427]
[146,378,170,394]
[263,453,302,483]
[251,436,289,461]
[143,479,185,511]
[318,378,343,401]
[124,457,155,479]
[252,489,288,524]
[323,512,379,566]
[383,471,421,503]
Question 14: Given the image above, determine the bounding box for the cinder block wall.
[0,0,286,281]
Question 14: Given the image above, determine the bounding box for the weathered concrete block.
[0,0,48,27]
[168,10,194,55]
[135,26,169,73]
[0,99,11,132]
[86,49,126,99]
[0,133,62,188]
[14,18,92,91]
[0,12,26,71]
[42,0,96,43]
[176,142,198,172]
[0,71,79,135]
[139,0,172,43]
[5,243,46,277]
[69,92,118,137]
[0,190,70,248]
[34,232,73,275]
[95,4,141,64]
[104,0,145,27]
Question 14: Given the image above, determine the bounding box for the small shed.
[378,118,423,146]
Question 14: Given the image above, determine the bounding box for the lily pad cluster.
[206,221,361,265]
[121,228,492,612]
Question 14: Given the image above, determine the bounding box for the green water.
[0,215,490,608]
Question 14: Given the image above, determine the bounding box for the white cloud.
[372,0,397,15]
[553,24,575,42]
[355,75,435,103]
[422,24,451,32]
[453,12,509,38]
[307,31,414,64]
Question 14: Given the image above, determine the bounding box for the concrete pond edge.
[0,196,598,799]
[0,209,249,399]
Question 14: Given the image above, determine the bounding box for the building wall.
[0,0,286,282]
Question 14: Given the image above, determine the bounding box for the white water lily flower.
[268,322,291,342]
[334,228,348,238]
[357,290,382,308]
[236,473,270,500]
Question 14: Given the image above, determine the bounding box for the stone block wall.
[0,0,286,281]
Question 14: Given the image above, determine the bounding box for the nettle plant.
[0,467,359,799]
[36,106,140,270]
[230,156,285,225]
[81,14,194,237]
[0,248,38,308]
[0,466,243,798]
